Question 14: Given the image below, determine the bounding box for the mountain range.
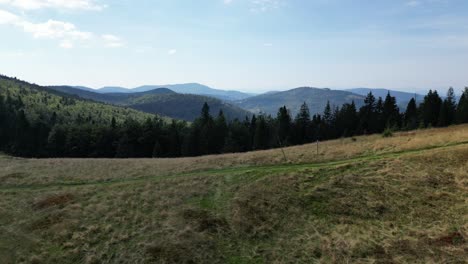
[67,83,431,117]
[235,87,366,116]
[75,83,255,101]
[49,85,251,121]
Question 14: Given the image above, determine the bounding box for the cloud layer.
[0,8,121,48]
[0,0,105,10]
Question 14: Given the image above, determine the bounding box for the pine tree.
[277,106,291,145]
[0,94,5,147]
[456,87,468,124]
[213,110,228,153]
[358,92,376,134]
[253,115,269,150]
[200,102,211,122]
[294,102,311,144]
[404,98,418,130]
[383,92,400,129]
[323,101,333,125]
[375,97,385,132]
[420,90,442,127]
[437,87,457,127]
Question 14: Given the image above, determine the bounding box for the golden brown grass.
[0,125,467,263]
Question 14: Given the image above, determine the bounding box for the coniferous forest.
[1,75,468,158]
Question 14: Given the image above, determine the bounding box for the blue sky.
[0,0,467,93]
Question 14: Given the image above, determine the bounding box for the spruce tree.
[404,98,418,130]
[253,115,269,150]
[383,92,400,129]
[419,90,441,127]
[375,97,385,132]
[358,92,376,134]
[294,102,311,144]
[456,87,468,124]
[277,106,291,145]
[437,87,457,127]
[213,110,228,153]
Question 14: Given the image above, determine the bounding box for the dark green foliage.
[437,87,457,127]
[277,106,292,145]
[383,92,401,128]
[358,92,377,134]
[49,85,250,122]
[253,115,270,150]
[420,90,442,127]
[382,127,394,138]
[1,74,466,158]
[456,88,468,124]
[404,98,419,130]
[293,102,312,144]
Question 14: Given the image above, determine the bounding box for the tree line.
[1,87,468,158]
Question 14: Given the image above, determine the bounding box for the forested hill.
[235,87,365,116]
[48,85,251,121]
[0,75,155,125]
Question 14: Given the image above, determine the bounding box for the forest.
[1,78,467,158]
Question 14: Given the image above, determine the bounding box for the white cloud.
[102,34,124,47]
[0,9,122,48]
[250,0,283,12]
[224,0,284,11]
[406,0,421,7]
[0,9,19,24]
[0,0,105,10]
[168,49,177,55]
[20,19,92,40]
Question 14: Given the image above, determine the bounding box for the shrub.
[382,128,393,138]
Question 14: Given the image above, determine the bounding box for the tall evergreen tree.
[253,115,269,150]
[294,102,311,144]
[456,87,468,124]
[277,106,292,145]
[383,92,400,129]
[375,97,385,132]
[358,92,377,134]
[437,87,457,127]
[213,110,228,153]
[420,90,442,127]
[404,98,419,130]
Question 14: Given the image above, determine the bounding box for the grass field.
[1,125,467,263]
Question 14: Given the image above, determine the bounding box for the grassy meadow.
[1,125,467,263]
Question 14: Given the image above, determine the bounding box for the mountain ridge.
[49,85,251,121]
[235,87,365,116]
[73,83,255,101]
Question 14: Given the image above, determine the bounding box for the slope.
[0,125,467,263]
[235,87,365,116]
[0,75,155,124]
[50,85,251,121]
[347,88,424,109]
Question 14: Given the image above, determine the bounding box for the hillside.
[347,88,424,109]
[75,83,255,101]
[49,85,251,121]
[0,125,467,263]
[235,87,365,116]
[0,75,155,124]
[48,86,176,105]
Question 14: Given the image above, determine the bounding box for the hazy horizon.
[1,0,467,93]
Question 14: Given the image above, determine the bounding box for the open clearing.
[1,125,467,263]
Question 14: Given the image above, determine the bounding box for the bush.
[382,128,393,138]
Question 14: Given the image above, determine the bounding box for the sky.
[0,0,467,93]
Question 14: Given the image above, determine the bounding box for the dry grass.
[0,125,467,263]
[1,124,467,187]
